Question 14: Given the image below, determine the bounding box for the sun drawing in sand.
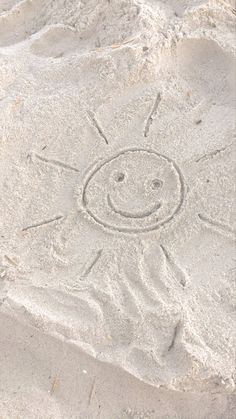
[16,88,235,390]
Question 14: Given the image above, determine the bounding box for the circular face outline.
[82,148,185,233]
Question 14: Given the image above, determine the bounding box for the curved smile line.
[107,194,161,219]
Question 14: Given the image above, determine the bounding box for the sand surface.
[0,0,236,417]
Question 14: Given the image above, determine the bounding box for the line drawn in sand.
[198,213,236,240]
[49,375,60,396]
[167,321,182,352]
[195,144,232,163]
[4,255,18,266]
[88,377,96,406]
[33,153,80,173]
[22,215,63,232]
[80,249,102,280]
[143,92,161,137]
[87,110,109,145]
[160,244,187,287]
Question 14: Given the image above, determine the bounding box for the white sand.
[0,0,235,417]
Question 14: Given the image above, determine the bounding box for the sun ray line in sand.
[4,255,18,266]
[198,213,236,239]
[195,144,232,163]
[49,375,60,396]
[167,321,182,352]
[160,244,187,287]
[88,377,96,406]
[33,153,80,173]
[87,110,109,145]
[22,215,63,231]
[143,92,161,137]
[81,249,102,280]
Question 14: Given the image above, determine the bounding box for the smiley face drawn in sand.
[82,149,184,233]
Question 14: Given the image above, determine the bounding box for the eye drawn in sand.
[82,149,184,233]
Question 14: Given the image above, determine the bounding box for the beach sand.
[0,0,235,417]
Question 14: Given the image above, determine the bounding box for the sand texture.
[0,0,236,417]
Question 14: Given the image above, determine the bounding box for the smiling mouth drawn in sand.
[82,149,184,233]
[107,192,162,219]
